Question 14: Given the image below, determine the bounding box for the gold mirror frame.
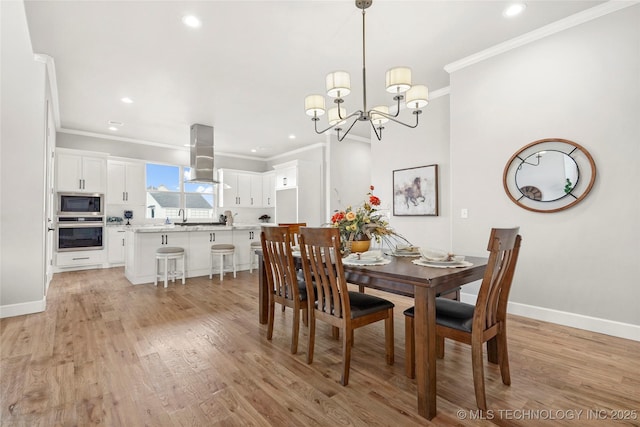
[503,138,596,213]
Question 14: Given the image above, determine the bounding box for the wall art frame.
[393,164,438,216]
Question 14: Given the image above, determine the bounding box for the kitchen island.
[124,223,265,284]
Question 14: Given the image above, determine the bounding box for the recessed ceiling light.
[121,97,133,104]
[503,3,526,18]
[289,134,296,140]
[108,126,118,131]
[250,149,257,153]
[182,15,201,28]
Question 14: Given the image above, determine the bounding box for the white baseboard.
[460,292,640,342]
[0,298,46,319]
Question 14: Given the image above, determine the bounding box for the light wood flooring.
[1,267,639,426]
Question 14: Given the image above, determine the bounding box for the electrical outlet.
[461,208,468,219]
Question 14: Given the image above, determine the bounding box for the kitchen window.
[146,163,215,219]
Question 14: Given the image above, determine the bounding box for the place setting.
[342,249,391,266]
[386,244,421,257]
[412,248,473,268]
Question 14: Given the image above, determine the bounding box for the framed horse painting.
[392,164,438,216]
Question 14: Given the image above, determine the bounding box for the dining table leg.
[414,286,437,420]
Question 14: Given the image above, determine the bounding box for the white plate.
[412,259,473,268]
[420,258,460,266]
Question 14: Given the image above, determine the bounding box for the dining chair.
[298,226,394,386]
[261,226,309,354]
[404,227,522,410]
[278,222,306,247]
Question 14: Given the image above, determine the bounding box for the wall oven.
[57,216,104,251]
[58,192,104,216]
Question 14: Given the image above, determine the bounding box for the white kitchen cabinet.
[188,230,233,276]
[219,169,263,208]
[56,250,106,269]
[56,149,107,193]
[107,160,146,205]
[274,165,297,190]
[232,227,260,270]
[262,172,275,208]
[273,160,322,226]
[125,231,189,283]
[107,227,127,265]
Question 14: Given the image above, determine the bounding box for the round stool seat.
[210,244,236,280]
[250,241,262,247]
[211,244,235,251]
[156,247,185,254]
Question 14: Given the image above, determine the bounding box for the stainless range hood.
[188,124,220,184]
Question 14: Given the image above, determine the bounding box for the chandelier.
[304,0,429,142]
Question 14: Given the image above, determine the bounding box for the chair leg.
[471,336,488,410]
[497,325,511,385]
[154,258,159,287]
[232,252,237,278]
[331,326,340,340]
[163,258,168,288]
[266,298,275,341]
[209,251,213,280]
[487,337,499,364]
[436,335,445,359]
[219,254,224,281]
[385,309,394,365]
[181,255,185,285]
[291,304,300,354]
[341,326,352,386]
[404,315,415,378]
[307,314,315,364]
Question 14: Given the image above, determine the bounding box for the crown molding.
[265,142,327,162]
[445,1,639,74]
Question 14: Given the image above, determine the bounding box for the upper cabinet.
[262,172,276,208]
[107,159,146,206]
[219,169,264,208]
[275,165,297,189]
[56,149,106,193]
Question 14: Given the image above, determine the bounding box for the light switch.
[461,208,468,219]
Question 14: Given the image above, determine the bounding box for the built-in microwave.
[58,192,104,216]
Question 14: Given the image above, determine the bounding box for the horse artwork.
[393,165,438,216]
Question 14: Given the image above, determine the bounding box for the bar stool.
[210,244,236,281]
[249,241,262,273]
[155,247,185,288]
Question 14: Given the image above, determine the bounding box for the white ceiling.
[24,0,604,158]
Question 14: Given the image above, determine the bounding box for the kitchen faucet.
[178,208,186,223]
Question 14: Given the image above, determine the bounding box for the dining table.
[256,252,488,420]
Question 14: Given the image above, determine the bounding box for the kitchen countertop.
[126,223,267,233]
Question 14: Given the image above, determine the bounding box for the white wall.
[0,1,47,316]
[371,6,639,339]
[329,134,372,218]
[371,94,452,251]
[449,7,639,329]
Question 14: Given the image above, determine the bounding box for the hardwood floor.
[1,268,639,426]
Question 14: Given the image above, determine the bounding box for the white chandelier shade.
[304,0,428,141]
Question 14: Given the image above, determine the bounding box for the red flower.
[369,195,381,206]
[370,185,375,191]
[331,211,345,223]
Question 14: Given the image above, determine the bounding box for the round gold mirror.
[503,138,596,213]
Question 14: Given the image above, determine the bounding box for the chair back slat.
[261,227,300,302]
[278,222,307,247]
[474,228,522,332]
[299,227,350,320]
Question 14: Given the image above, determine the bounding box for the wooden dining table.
[256,253,488,420]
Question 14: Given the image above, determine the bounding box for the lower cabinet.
[56,250,106,270]
[188,230,233,277]
[107,227,127,265]
[232,227,260,270]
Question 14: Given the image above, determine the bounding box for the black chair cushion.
[348,291,394,319]
[403,298,475,333]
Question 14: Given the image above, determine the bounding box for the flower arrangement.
[330,186,394,246]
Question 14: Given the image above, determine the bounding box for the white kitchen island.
[124,224,262,285]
